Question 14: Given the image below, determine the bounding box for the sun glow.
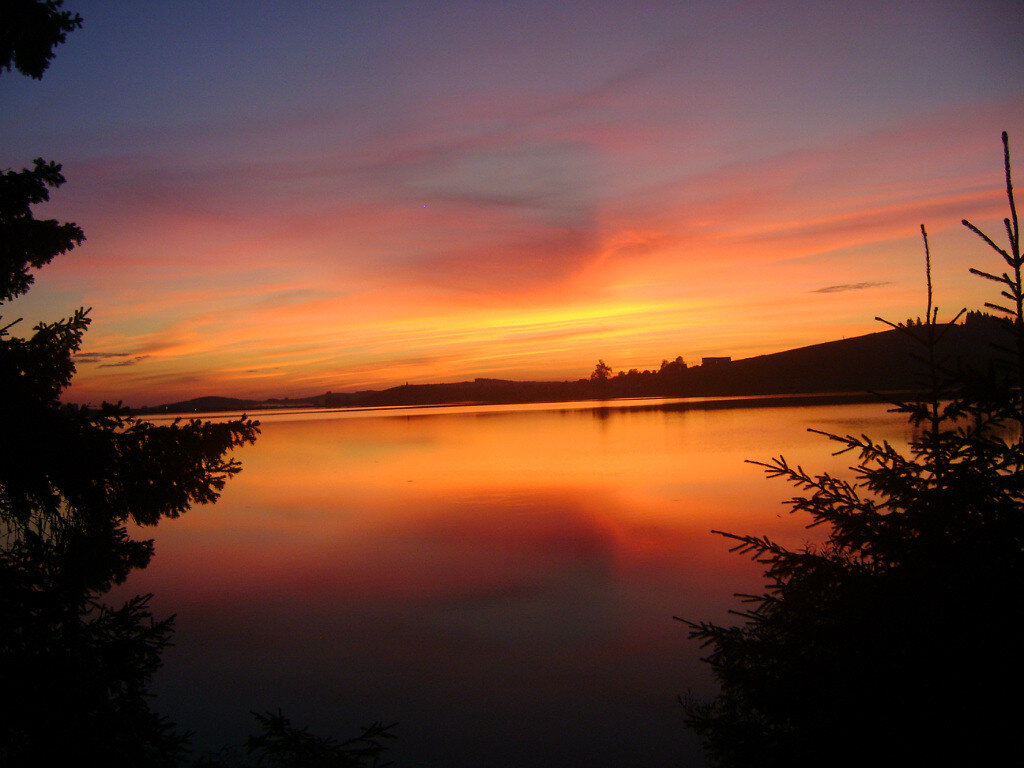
[2,2,1017,406]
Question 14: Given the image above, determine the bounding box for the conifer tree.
[1,4,260,764]
[681,133,1024,766]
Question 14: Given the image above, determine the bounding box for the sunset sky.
[2,0,1022,406]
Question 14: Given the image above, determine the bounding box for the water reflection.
[125,399,909,767]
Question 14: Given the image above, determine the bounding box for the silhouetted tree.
[659,356,687,373]
[681,133,1024,767]
[0,0,81,79]
[196,712,395,768]
[1,4,259,765]
[590,359,612,382]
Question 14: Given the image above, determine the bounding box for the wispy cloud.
[25,0,1018,408]
[812,281,892,294]
[98,356,149,368]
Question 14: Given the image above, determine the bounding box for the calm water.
[125,397,910,767]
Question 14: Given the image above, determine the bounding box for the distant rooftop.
[701,356,731,366]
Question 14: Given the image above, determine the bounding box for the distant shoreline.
[138,390,915,422]
[127,316,1005,417]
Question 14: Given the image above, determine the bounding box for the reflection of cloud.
[411,502,618,562]
[392,500,619,610]
[812,281,891,294]
[415,579,550,611]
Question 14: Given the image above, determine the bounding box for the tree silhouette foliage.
[196,712,396,768]
[681,133,1024,766]
[590,359,613,382]
[0,0,81,79]
[2,6,395,765]
[0,3,260,764]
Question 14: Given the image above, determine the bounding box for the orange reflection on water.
[125,399,908,767]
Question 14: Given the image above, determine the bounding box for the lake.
[125,397,911,767]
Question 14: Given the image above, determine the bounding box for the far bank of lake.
[133,315,1006,416]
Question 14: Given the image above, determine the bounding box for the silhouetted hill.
[322,377,590,408]
[138,395,262,414]
[134,315,1009,413]
[681,317,1005,397]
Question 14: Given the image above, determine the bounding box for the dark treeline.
[141,312,1006,414]
[329,313,1005,407]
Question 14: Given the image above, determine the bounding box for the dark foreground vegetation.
[681,135,1024,766]
[1,4,392,766]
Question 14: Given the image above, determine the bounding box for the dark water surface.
[126,397,909,766]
